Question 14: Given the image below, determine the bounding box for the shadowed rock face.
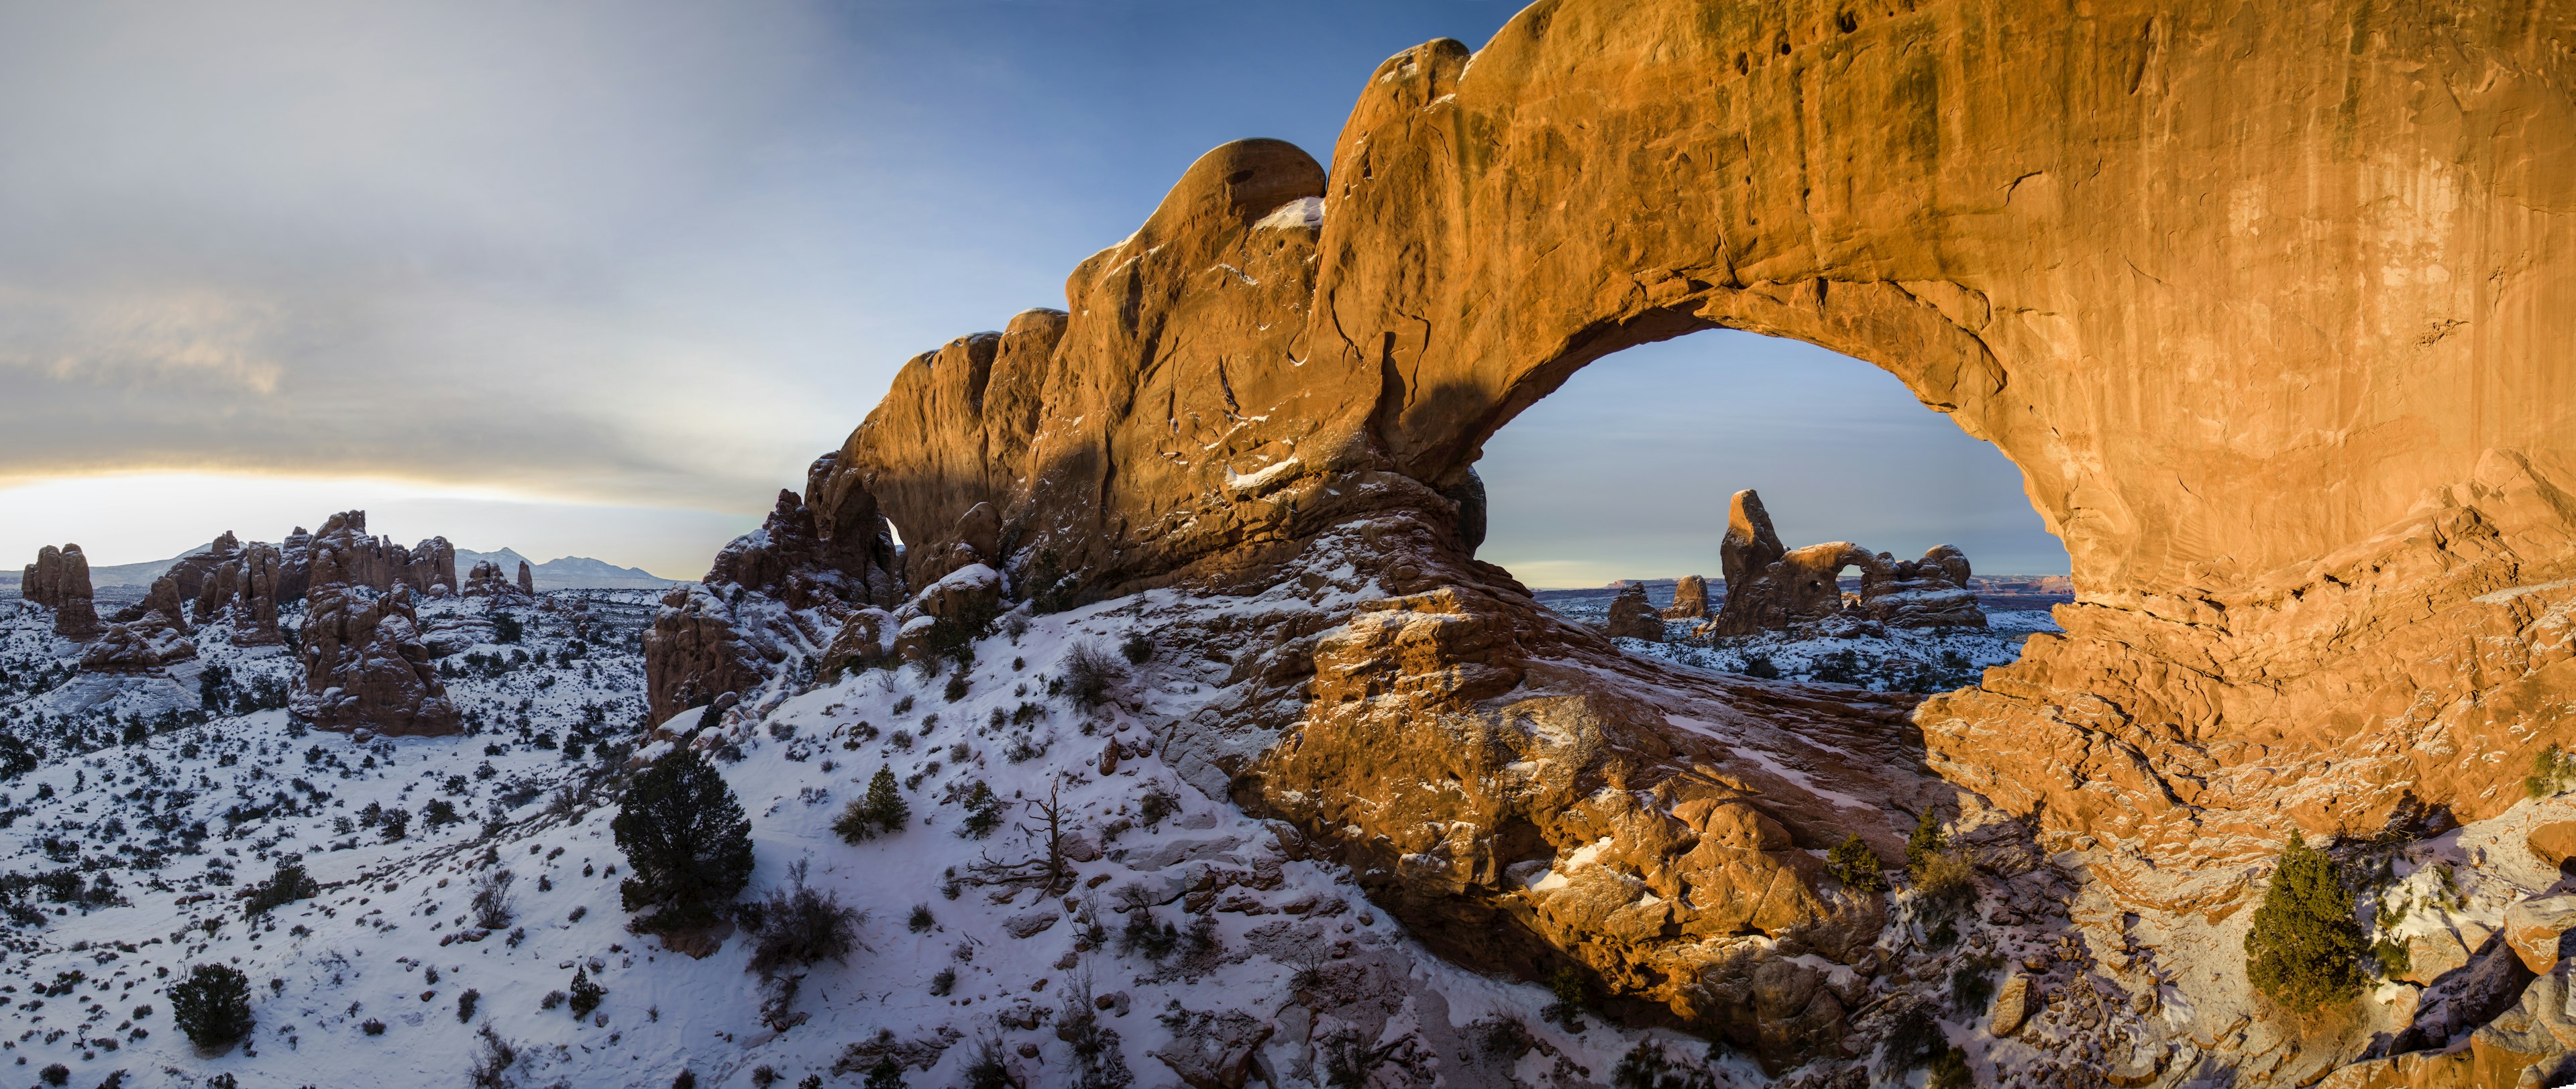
[290,512,462,736]
[25,544,103,640]
[655,0,2576,1057]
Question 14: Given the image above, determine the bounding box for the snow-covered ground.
[1541,595,2063,695]
[0,589,1716,1088]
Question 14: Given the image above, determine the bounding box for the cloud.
[0,286,287,394]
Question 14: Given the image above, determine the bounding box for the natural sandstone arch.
[737,0,2576,1033]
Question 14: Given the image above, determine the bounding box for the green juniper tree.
[169,962,255,1048]
[612,748,755,931]
[2243,831,2367,1012]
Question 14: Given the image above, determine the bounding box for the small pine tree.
[863,1055,906,1089]
[612,748,756,931]
[1827,835,1886,893]
[1904,809,1945,877]
[2243,831,2367,1013]
[169,962,255,1048]
[567,966,604,1018]
[835,767,910,844]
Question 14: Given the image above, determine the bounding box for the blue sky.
[0,0,2065,581]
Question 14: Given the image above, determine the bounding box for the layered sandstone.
[1711,490,1984,635]
[661,0,2576,1066]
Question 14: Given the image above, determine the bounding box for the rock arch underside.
[657,0,2576,1078]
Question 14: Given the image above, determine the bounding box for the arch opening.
[1472,327,2071,693]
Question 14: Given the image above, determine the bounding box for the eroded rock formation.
[643,483,901,724]
[653,0,2576,1074]
[21,544,103,639]
[1661,574,1710,620]
[462,559,531,601]
[1711,489,1985,635]
[1602,581,1666,640]
[288,511,461,736]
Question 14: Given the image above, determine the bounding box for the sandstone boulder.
[1989,974,2033,1037]
[1661,574,1710,620]
[516,560,533,596]
[2504,895,2576,973]
[2403,927,2473,987]
[2529,823,2576,872]
[1602,582,1664,640]
[78,614,197,671]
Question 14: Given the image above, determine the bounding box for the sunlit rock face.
[656,0,2576,1069]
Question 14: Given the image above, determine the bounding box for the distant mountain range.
[3,544,683,591]
[453,549,684,591]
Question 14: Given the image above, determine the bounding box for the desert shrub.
[747,860,868,976]
[1138,785,1180,830]
[2530,744,2576,798]
[379,807,411,842]
[613,747,756,931]
[1810,649,1864,685]
[2374,936,2412,978]
[169,962,254,1048]
[1119,632,1155,666]
[861,1056,906,1089]
[2244,830,2367,1012]
[362,1017,387,1035]
[423,799,462,827]
[1737,654,1781,680]
[568,966,605,1018]
[1611,1040,1717,1089]
[492,612,525,643]
[1904,810,1945,876]
[242,861,319,917]
[1023,548,1079,614]
[961,1036,1020,1089]
[1059,977,1133,1089]
[540,990,566,1010]
[834,767,910,844]
[472,870,516,929]
[908,904,935,933]
[38,1064,68,1086]
[1542,966,1589,1031]
[457,988,480,1023]
[1827,835,1885,893]
[957,781,1006,839]
[1927,1046,1974,1089]
[1060,641,1128,711]
[1913,852,1977,917]
[1950,953,2001,1011]
[1877,999,1943,1070]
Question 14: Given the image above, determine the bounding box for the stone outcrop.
[462,559,531,601]
[1660,574,1709,620]
[78,615,196,672]
[231,542,286,646]
[515,561,533,596]
[21,544,103,640]
[289,511,461,736]
[661,0,2576,1068]
[1601,581,1666,640]
[643,482,902,724]
[1709,490,1984,635]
